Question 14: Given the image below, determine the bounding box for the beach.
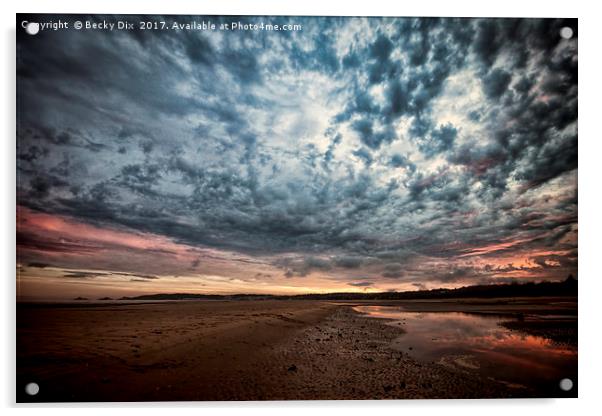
[17,297,577,402]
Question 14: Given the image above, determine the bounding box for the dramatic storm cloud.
[17,15,577,298]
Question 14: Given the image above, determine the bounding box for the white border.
[3,0,601,414]
[5,0,582,18]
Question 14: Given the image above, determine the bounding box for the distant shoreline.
[17,276,578,304]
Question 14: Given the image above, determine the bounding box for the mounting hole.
[559,378,573,391]
[560,27,573,40]
[25,382,39,396]
[25,22,40,36]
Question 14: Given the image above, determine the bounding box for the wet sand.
[16,297,576,402]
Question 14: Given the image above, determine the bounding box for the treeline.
[120,276,577,301]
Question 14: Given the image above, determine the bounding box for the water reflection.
[354,306,577,393]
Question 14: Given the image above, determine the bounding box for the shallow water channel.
[354,305,577,395]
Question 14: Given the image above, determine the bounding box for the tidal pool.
[354,305,577,395]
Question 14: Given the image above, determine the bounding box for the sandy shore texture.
[16,298,576,402]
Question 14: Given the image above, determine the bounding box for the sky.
[16,15,577,299]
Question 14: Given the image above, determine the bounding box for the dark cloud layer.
[17,15,577,289]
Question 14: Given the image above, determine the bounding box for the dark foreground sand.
[16,298,576,402]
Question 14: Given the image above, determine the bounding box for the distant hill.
[119,276,577,302]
